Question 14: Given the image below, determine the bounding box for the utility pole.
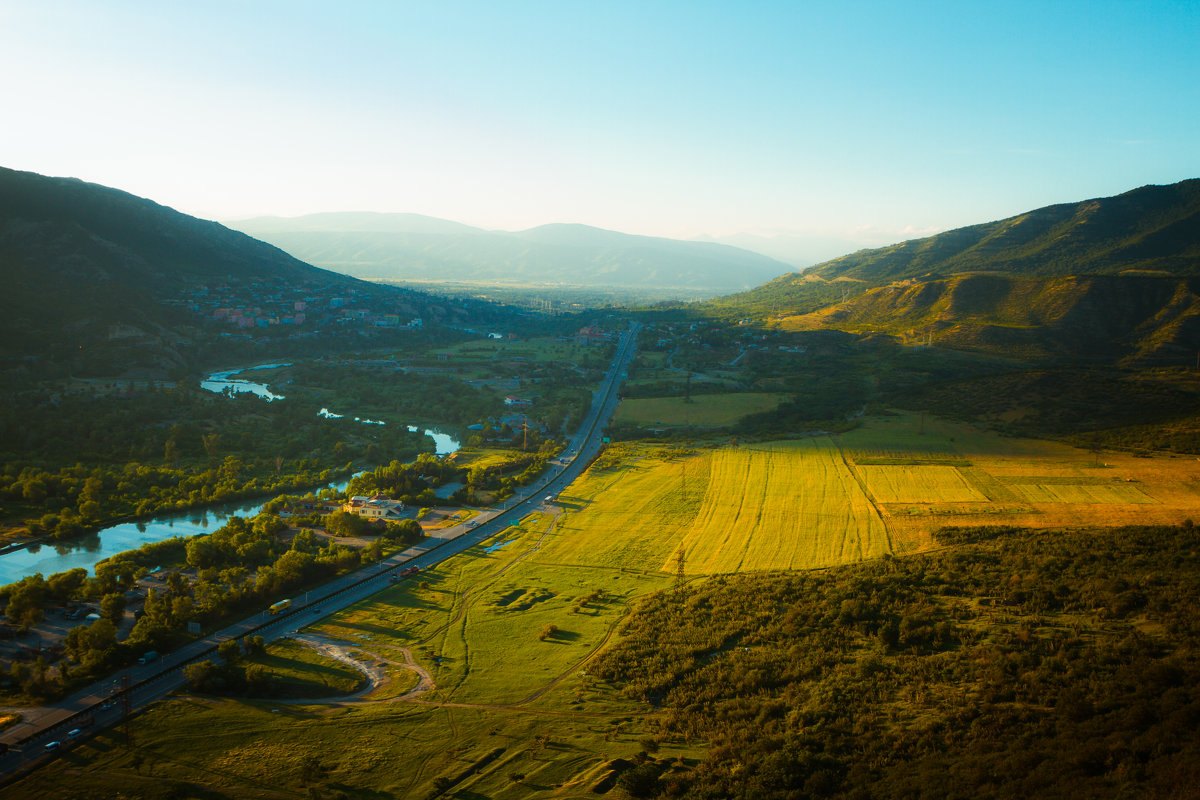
[120,673,132,746]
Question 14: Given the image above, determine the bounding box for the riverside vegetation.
[0,426,566,704]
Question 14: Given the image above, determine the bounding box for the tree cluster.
[590,523,1200,799]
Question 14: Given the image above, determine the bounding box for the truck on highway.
[137,650,158,665]
[268,599,292,615]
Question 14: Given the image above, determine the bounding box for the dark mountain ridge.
[0,167,487,379]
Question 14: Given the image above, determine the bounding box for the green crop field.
[613,392,789,427]
[431,336,596,364]
[535,446,708,571]
[857,464,987,503]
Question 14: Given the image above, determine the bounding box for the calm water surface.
[0,363,461,583]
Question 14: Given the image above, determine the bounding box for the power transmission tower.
[674,547,687,588]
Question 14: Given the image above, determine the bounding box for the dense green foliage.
[0,509,404,701]
[287,362,507,426]
[591,524,1200,799]
[895,369,1200,454]
[0,383,429,537]
[347,448,555,508]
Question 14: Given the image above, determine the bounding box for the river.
[209,363,460,455]
[0,477,354,585]
[0,364,461,584]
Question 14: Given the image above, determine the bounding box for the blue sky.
[2,0,1197,254]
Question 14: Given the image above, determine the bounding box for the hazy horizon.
[3,1,1197,256]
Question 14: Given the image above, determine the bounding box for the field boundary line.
[834,439,893,553]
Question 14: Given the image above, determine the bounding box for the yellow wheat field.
[856,465,987,503]
[1007,482,1157,504]
[538,414,1200,579]
[668,439,891,574]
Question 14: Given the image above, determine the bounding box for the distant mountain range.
[0,168,487,378]
[720,179,1200,365]
[691,231,887,268]
[227,212,793,295]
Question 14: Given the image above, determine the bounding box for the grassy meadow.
[430,337,598,365]
[613,392,789,427]
[8,512,683,799]
[246,638,365,699]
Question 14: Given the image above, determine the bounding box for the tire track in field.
[834,440,893,556]
[288,621,631,720]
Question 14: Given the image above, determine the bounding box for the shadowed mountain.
[228,213,793,295]
[0,167,477,378]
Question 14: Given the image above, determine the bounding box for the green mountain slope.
[802,273,1200,363]
[228,212,793,294]
[712,179,1200,366]
[811,178,1200,282]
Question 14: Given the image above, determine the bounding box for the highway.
[0,321,639,780]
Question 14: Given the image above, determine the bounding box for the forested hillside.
[592,523,1200,799]
[0,167,518,379]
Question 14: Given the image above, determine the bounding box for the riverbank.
[0,471,357,585]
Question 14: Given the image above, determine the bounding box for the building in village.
[343,495,406,520]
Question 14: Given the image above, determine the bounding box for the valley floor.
[8,411,1200,798]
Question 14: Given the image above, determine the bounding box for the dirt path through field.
[284,632,618,718]
[278,510,637,717]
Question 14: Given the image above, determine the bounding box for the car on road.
[465,520,479,528]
